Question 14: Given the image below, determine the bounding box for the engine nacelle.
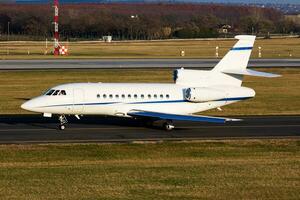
[185,87,226,102]
[173,68,210,86]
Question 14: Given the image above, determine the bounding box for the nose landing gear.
[58,115,68,130]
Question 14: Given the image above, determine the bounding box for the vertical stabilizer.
[213,35,255,72]
[174,35,278,87]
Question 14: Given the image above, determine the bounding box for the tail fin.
[213,35,255,72]
[212,35,280,86]
[174,35,280,87]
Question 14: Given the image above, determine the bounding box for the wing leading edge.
[128,110,241,123]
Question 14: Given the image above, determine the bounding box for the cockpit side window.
[59,90,66,95]
[45,89,55,96]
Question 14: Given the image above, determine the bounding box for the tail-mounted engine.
[185,87,226,102]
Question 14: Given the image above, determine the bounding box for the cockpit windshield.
[45,89,67,96]
[45,89,55,96]
[52,90,60,96]
[59,90,66,95]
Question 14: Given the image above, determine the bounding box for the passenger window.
[148,94,151,98]
[115,94,119,98]
[45,89,55,96]
[97,94,100,98]
[103,94,107,98]
[166,94,170,99]
[128,94,131,98]
[154,94,157,98]
[160,94,163,98]
[122,94,125,98]
[141,94,144,99]
[134,94,137,99]
[109,94,113,98]
[53,90,60,96]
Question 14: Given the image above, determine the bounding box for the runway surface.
[0,115,299,144]
[1,59,300,70]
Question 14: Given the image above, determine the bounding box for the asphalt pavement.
[0,115,298,144]
[0,59,300,70]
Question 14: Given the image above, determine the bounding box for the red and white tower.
[53,0,60,55]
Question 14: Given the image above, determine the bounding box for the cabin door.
[73,88,85,114]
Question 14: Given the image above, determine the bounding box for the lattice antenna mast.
[53,0,60,55]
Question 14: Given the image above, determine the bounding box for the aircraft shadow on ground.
[0,114,168,130]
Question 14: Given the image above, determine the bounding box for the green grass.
[0,140,299,199]
[0,37,300,59]
[0,68,299,115]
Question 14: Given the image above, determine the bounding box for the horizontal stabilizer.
[128,110,241,123]
[222,69,281,78]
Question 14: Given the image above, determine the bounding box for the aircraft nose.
[21,100,34,111]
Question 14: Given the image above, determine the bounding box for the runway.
[1,59,300,70]
[0,115,299,144]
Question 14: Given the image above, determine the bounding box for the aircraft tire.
[59,125,65,130]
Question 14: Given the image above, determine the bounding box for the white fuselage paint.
[21,82,255,117]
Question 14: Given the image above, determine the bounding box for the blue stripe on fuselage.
[129,100,184,104]
[39,97,251,108]
[217,97,252,101]
[40,102,119,108]
[230,47,253,51]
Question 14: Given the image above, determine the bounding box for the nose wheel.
[163,120,175,131]
[58,115,68,130]
[59,124,66,130]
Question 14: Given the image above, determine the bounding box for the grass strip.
[0,139,299,199]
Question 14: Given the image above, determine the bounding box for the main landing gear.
[140,119,175,131]
[58,115,68,130]
[163,120,175,131]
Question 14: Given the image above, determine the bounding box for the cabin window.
[148,94,151,98]
[45,89,55,96]
[154,94,157,98]
[128,94,131,98]
[103,94,107,98]
[115,94,119,98]
[141,94,144,99]
[122,94,125,98]
[160,94,163,98]
[134,94,138,99]
[97,94,100,98]
[52,90,60,96]
[166,94,170,99]
[109,94,113,98]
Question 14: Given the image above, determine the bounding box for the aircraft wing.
[127,110,241,123]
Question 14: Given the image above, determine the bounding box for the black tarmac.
[0,115,299,144]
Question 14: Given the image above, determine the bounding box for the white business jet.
[21,35,280,130]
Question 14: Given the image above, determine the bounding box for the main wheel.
[59,124,65,130]
[163,122,175,131]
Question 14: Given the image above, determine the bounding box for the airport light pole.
[130,15,138,40]
[7,21,10,41]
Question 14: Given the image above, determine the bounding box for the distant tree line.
[0,3,299,40]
